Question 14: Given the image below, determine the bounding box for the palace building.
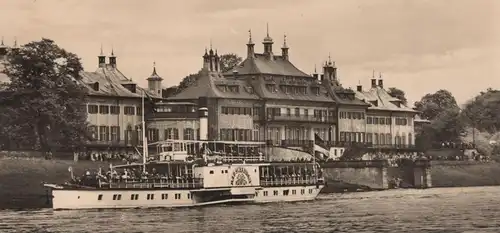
[81,49,163,155]
[155,27,421,159]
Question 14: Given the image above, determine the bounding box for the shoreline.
[1,156,500,209]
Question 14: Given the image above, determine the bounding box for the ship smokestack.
[198,107,208,141]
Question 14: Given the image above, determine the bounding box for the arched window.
[374,134,379,145]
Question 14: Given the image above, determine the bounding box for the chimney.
[371,79,377,88]
[198,107,209,141]
[320,74,325,81]
[378,79,384,88]
[356,85,362,92]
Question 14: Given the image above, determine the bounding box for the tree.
[414,89,459,121]
[461,88,500,133]
[387,87,407,105]
[219,53,243,73]
[1,38,89,155]
[414,89,464,144]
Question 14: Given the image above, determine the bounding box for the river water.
[1,186,499,233]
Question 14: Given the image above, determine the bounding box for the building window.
[184,128,194,140]
[273,190,278,196]
[292,190,296,195]
[263,191,268,196]
[175,194,181,199]
[130,194,139,200]
[99,126,109,141]
[295,108,300,117]
[88,125,98,141]
[110,126,120,142]
[187,193,191,199]
[124,106,135,115]
[97,194,103,200]
[88,105,98,114]
[165,128,179,140]
[147,128,159,142]
[161,193,168,200]
[386,134,392,145]
[99,105,109,114]
[283,190,289,196]
[300,189,305,195]
[408,133,413,145]
[136,107,142,116]
[304,109,309,116]
[286,108,291,116]
[110,106,120,115]
[147,194,154,200]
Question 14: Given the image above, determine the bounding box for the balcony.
[86,140,143,148]
[266,115,336,124]
[147,111,198,119]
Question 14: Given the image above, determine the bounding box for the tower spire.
[13,37,17,47]
[372,69,375,79]
[1,36,4,46]
[266,22,269,37]
[282,33,288,48]
[248,29,253,44]
[100,43,103,55]
[152,61,158,76]
[314,64,317,73]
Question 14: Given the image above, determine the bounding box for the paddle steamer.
[43,100,324,210]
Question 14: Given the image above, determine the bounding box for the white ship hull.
[46,185,324,210]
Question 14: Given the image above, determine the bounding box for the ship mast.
[141,90,148,174]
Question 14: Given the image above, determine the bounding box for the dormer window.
[217,85,227,92]
[245,86,254,94]
[266,84,277,93]
[390,101,401,107]
[122,83,137,93]
[227,85,239,93]
[370,100,378,107]
[312,87,320,95]
[92,82,99,91]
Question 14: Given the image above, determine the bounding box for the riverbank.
[430,160,500,187]
[0,155,112,209]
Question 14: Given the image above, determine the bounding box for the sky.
[1,0,499,106]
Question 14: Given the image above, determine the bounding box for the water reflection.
[1,187,500,232]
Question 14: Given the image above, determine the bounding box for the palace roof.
[79,64,160,99]
[355,85,417,113]
[168,68,260,100]
[225,53,310,77]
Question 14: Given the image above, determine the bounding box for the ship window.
[273,190,278,196]
[209,170,214,174]
[263,191,268,196]
[97,194,103,201]
[292,190,296,195]
[187,193,191,199]
[147,194,154,200]
[162,194,168,200]
[283,190,289,196]
[301,189,305,195]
